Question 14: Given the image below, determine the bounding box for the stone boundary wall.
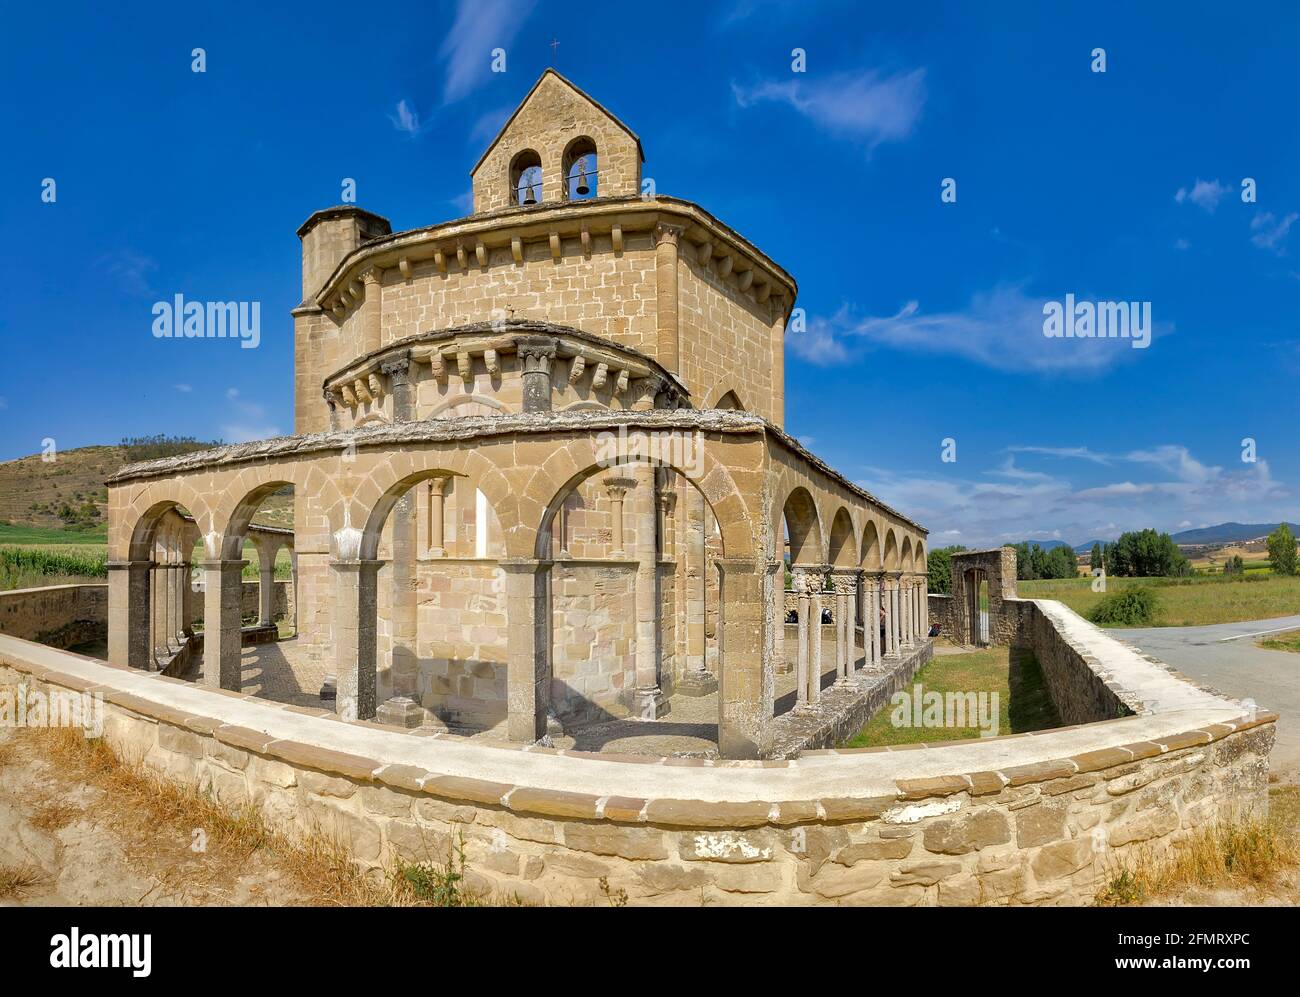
[1012,599,1132,725]
[0,596,1275,907]
[0,582,293,652]
[0,584,108,648]
[928,593,956,640]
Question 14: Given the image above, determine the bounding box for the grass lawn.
[0,523,107,545]
[1018,573,1300,627]
[1259,629,1300,654]
[843,645,1062,748]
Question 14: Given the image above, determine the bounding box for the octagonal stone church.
[106,70,930,759]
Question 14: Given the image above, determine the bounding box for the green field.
[0,525,292,591]
[1018,573,1300,627]
[844,645,1062,748]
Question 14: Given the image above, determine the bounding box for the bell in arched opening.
[575,157,591,197]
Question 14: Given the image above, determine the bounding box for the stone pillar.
[868,574,882,666]
[202,558,246,692]
[289,548,298,635]
[631,462,667,718]
[605,476,634,555]
[427,477,448,557]
[773,558,786,675]
[900,574,912,648]
[654,223,683,372]
[388,488,419,699]
[771,312,786,427]
[256,542,277,627]
[332,558,383,721]
[919,578,929,638]
[675,485,716,695]
[361,268,383,355]
[808,570,824,705]
[831,570,858,684]
[716,556,771,759]
[169,562,185,647]
[792,567,812,707]
[108,559,152,669]
[381,354,413,421]
[518,336,557,413]
[501,559,551,742]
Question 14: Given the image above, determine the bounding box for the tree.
[926,545,966,594]
[1223,554,1245,577]
[1106,529,1190,578]
[1090,543,1102,571]
[1267,523,1298,576]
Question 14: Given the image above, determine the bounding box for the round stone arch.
[774,485,824,566]
[120,487,213,561]
[914,540,927,572]
[860,519,882,570]
[519,433,757,562]
[428,395,510,419]
[901,536,913,570]
[214,475,298,561]
[345,449,515,562]
[826,506,857,567]
[882,528,900,571]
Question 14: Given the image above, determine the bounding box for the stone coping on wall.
[1011,599,1234,717]
[105,409,925,535]
[0,618,1271,820]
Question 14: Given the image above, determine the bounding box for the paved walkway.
[1114,615,1300,781]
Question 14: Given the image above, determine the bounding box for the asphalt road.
[1114,615,1300,780]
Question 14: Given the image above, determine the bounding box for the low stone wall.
[0,584,108,649]
[928,593,956,639]
[0,595,1275,906]
[1013,599,1135,724]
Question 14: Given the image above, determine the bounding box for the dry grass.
[1097,790,1300,905]
[1259,628,1300,654]
[12,725,419,906]
[28,799,81,833]
[0,863,45,900]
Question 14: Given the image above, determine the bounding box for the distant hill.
[1073,539,1108,554]
[1013,539,1072,551]
[0,438,293,534]
[1170,522,1289,545]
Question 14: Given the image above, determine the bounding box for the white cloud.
[97,250,158,297]
[1007,445,1114,465]
[798,285,1165,375]
[469,105,511,146]
[220,389,281,442]
[1174,178,1228,212]
[389,99,420,135]
[857,447,1288,548]
[1173,238,1190,251]
[440,0,536,104]
[732,67,926,148]
[174,383,192,393]
[1250,211,1298,254]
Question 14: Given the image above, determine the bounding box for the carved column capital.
[379,353,412,385]
[654,222,685,248]
[516,335,558,374]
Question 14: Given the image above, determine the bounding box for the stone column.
[256,541,278,628]
[831,570,859,684]
[202,558,246,692]
[361,268,383,355]
[808,570,824,705]
[654,223,683,372]
[381,354,414,421]
[631,462,667,718]
[289,548,299,635]
[773,558,786,674]
[716,556,771,759]
[792,567,812,707]
[900,574,912,648]
[771,312,786,427]
[518,336,557,413]
[108,559,152,669]
[169,561,186,648]
[867,574,881,666]
[675,485,716,695]
[605,476,633,555]
[501,559,551,742]
[427,477,448,557]
[332,558,383,721]
[919,578,929,638]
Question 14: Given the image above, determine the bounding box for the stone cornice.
[309,195,798,318]
[320,319,690,407]
[105,409,926,535]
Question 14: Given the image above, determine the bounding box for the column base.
[674,670,718,697]
[376,695,424,729]
[319,675,337,702]
[633,686,671,720]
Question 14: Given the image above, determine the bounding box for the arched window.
[714,390,744,411]
[562,137,598,200]
[510,149,543,206]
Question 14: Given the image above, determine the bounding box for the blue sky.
[1,0,1296,546]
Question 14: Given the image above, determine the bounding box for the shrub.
[1089,587,1157,626]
